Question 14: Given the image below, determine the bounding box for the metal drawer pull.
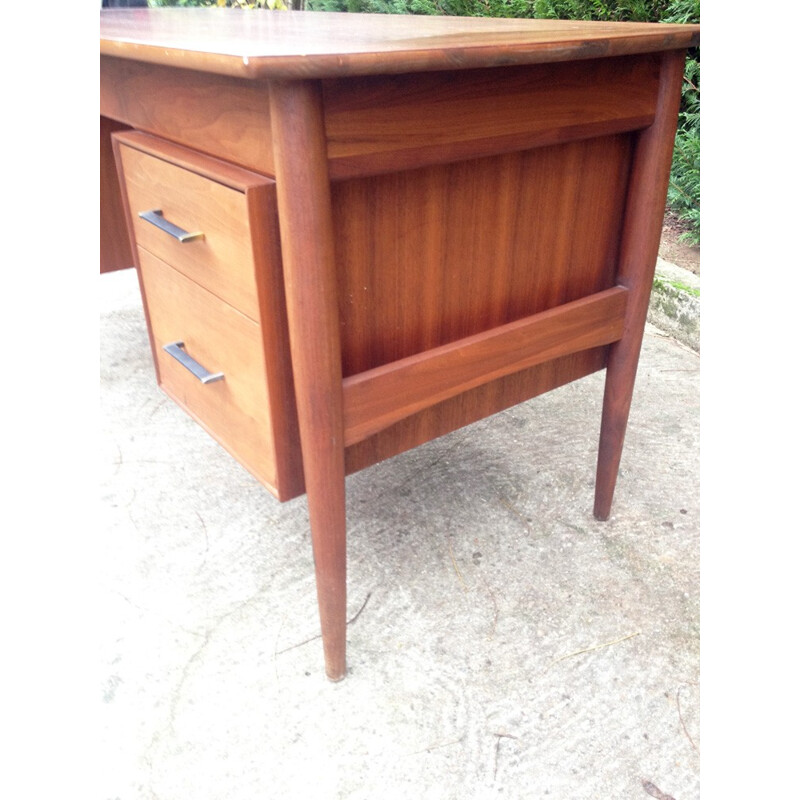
[138,209,204,243]
[163,341,224,384]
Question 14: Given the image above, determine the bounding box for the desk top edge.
[100,9,699,80]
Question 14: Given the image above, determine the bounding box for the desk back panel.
[339,132,634,474]
[333,133,633,377]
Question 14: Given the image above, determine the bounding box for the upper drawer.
[114,133,275,321]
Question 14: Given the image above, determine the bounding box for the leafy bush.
[149,0,289,8]
[666,39,700,244]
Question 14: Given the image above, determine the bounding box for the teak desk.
[100,9,700,680]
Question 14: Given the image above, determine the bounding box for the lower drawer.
[139,247,283,493]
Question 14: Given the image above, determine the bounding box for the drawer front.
[120,143,260,320]
[139,248,279,490]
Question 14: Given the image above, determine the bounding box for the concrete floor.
[99,267,699,800]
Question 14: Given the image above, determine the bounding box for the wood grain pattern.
[344,348,608,475]
[594,50,686,520]
[114,129,271,192]
[101,52,657,182]
[100,9,699,80]
[269,80,348,681]
[323,56,658,178]
[101,56,274,175]
[332,134,633,378]
[139,248,281,492]
[335,134,633,474]
[119,142,263,320]
[113,131,304,501]
[245,164,305,503]
[100,116,135,272]
[343,286,627,446]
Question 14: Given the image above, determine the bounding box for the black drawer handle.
[139,209,204,243]
[163,341,224,384]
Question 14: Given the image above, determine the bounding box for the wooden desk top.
[100,9,699,80]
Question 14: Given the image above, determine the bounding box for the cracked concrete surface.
[100,268,699,800]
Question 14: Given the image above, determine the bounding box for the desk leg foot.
[594,346,635,521]
[310,495,347,682]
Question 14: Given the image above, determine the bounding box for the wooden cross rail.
[343,285,629,445]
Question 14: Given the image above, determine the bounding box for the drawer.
[112,131,304,500]
[118,139,261,320]
[139,247,285,494]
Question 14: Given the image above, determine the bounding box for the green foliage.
[655,3,701,244]
[532,0,670,21]
[150,0,289,8]
[306,0,699,19]
[668,60,700,243]
[661,0,699,23]
[306,0,537,14]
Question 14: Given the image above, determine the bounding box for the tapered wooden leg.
[269,80,347,680]
[594,50,687,521]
